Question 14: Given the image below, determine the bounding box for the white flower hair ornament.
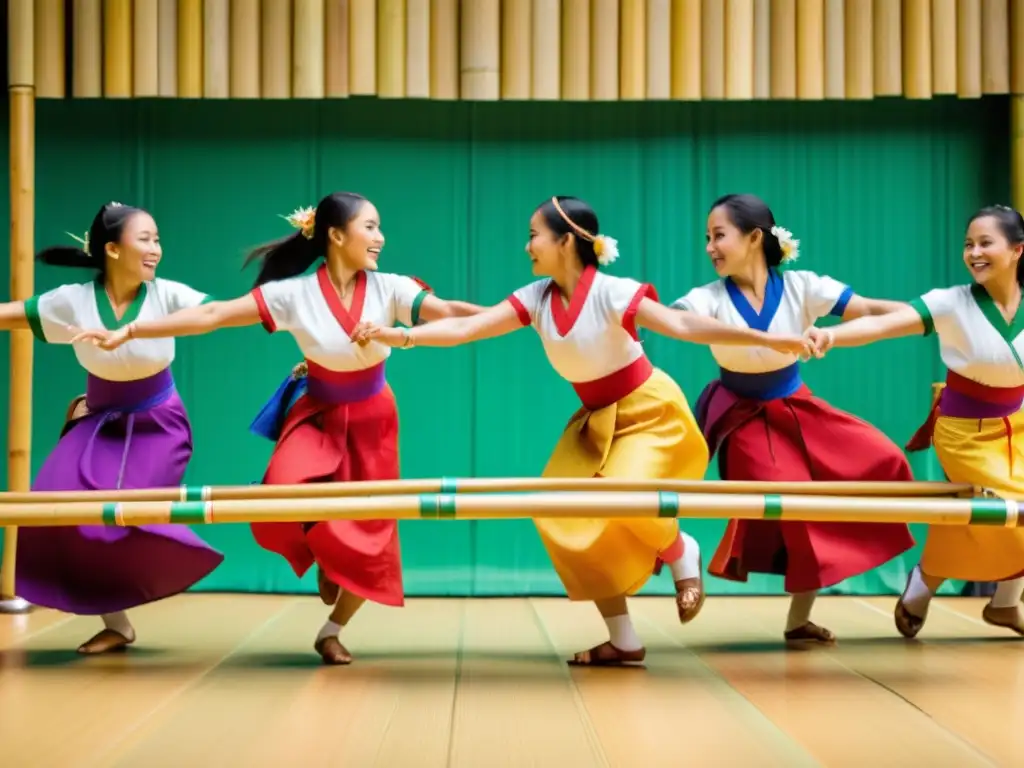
[282,206,316,240]
[770,225,800,264]
[592,234,620,266]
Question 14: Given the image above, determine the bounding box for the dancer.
[350,195,814,666]
[0,202,224,654]
[72,192,484,664]
[670,193,915,646]
[806,204,1024,637]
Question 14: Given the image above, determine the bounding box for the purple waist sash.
[81,368,177,490]
[305,361,387,405]
[939,388,1021,419]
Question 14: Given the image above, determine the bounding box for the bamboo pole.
[430,0,459,99]
[229,0,261,98]
[158,0,178,95]
[460,0,500,100]
[725,0,754,100]
[591,0,619,100]
[796,0,824,100]
[701,0,725,99]
[823,0,843,98]
[1013,0,1024,94]
[0,478,977,504]
[902,0,931,99]
[406,0,431,98]
[0,491,1012,528]
[73,0,103,97]
[981,0,1009,94]
[133,0,160,97]
[294,0,326,97]
[931,0,956,95]
[620,0,645,100]
[262,0,292,97]
[647,0,671,99]
[957,0,982,98]
[501,0,531,98]
[203,0,230,98]
[177,0,203,97]
[35,0,65,98]
[561,0,590,100]
[2,0,34,614]
[531,0,561,99]
[873,0,901,96]
[671,0,701,99]
[325,0,351,98]
[377,0,406,98]
[770,0,796,98]
[753,0,770,98]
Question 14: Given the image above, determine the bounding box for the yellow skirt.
[537,367,710,601]
[921,410,1024,581]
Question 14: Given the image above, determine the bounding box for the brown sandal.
[314,635,353,665]
[567,641,646,667]
[674,554,706,624]
[981,604,1024,636]
[77,628,133,655]
[784,622,836,646]
[317,566,339,606]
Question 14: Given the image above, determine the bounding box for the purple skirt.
[15,368,224,615]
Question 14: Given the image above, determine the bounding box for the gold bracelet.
[401,327,416,349]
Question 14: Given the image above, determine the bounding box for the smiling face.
[526,209,567,277]
[331,200,385,271]
[106,211,162,282]
[964,214,1022,287]
[705,205,762,278]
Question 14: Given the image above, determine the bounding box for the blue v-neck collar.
[724,269,784,332]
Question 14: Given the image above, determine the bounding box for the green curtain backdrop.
[0,96,1009,598]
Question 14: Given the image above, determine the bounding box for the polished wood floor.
[0,595,1021,767]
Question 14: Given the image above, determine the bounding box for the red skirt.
[249,386,404,606]
[697,382,915,593]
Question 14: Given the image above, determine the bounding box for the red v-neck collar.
[548,265,597,337]
[316,263,366,335]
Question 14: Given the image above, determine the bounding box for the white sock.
[604,613,643,652]
[101,611,135,641]
[316,619,342,644]
[668,532,701,581]
[901,567,934,617]
[989,578,1024,609]
[786,591,817,632]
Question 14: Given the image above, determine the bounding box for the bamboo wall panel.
[15,0,1024,101]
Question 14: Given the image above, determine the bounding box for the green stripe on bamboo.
[169,501,210,525]
[418,494,456,519]
[657,491,678,518]
[969,498,1012,526]
[440,477,458,494]
[102,502,118,526]
[764,494,783,519]
[181,486,207,502]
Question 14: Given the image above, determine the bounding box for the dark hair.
[968,205,1024,285]
[244,192,370,286]
[35,202,148,278]
[535,196,601,269]
[709,193,786,268]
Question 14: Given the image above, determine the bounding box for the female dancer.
[806,204,1024,637]
[0,202,224,654]
[73,192,484,664]
[351,195,814,666]
[670,193,916,646]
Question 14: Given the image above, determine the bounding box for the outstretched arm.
[0,301,29,332]
[354,300,524,348]
[636,298,812,356]
[811,304,925,354]
[840,295,907,321]
[72,295,261,350]
[416,295,489,322]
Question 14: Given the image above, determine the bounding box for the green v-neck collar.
[93,278,148,330]
[970,283,1024,342]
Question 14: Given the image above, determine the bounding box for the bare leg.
[783,590,836,646]
[314,590,366,665]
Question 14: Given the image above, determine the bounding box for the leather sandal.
[567,641,646,667]
[314,635,352,665]
[77,628,133,655]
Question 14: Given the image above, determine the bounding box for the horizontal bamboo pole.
[0,491,1013,527]
[0,478,978,505]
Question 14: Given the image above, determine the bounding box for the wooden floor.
[0,595,1021,767]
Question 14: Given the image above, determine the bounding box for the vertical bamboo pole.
[1012,0,1024,94]
[701,0,725,99]
[872,0,901,96]
[262,0,292,97]
[823,0,844,98]
[671,0,701,99]
[591,0,619,100]
[325,0,350,97]
[35,0,65,98]
[294,0,326,97]
[158,0,178,95]
[204,0,230,97]
[770,0,797,98]
[430,0,458,99]
[844,0,872,99]
[620,0,645,100]
[230,0,261,98]
[349,0,377,95]
[460,0,499,100]
[753,0,770,98]
[796,0,824,99]
[1013,96,1024,224]
[931,0,956,95]
[532,0,561,99]
[1,0,35,614]
[501,0,531,98]
[725,0,754,99]
[981,0,1009,94]
[134,0,160,97]
[957,0,982,98]
[73,0,103,97]
[178,0,204,97]
[406,0,431,98]
[561,0,590,100]
[902,0,931,99]
[647,0,671,100]
[377,0,406,98]
[104,0,134,97]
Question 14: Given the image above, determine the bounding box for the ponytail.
[36,245,102,271]
[244,231,322,287]
[36,202,147,279]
